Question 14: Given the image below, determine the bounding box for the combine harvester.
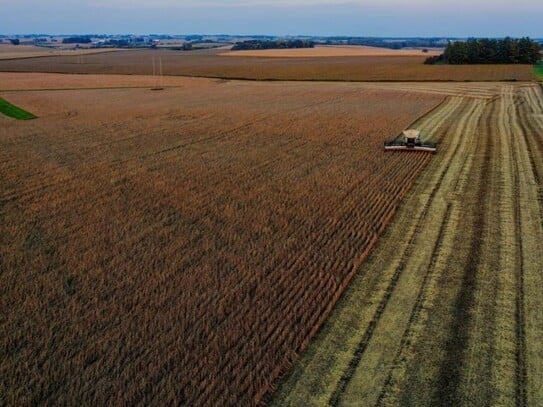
[384,129,437,153]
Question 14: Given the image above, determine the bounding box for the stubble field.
[1,74,442,405]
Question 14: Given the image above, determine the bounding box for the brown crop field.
[0,44,121,61]
[221,45,441,58]
[1,74,444,405]
[0,48,536,81]
[2,71,542,406]
[272,82,543,406]
[0,72,215,92]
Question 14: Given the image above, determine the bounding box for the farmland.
[272,82,543,406]
[1,66,542,406]
[0,44,120,61]
[222,45,440,58]
[0,48,537,81]
[0,74,442,405]
[0,72,215,92]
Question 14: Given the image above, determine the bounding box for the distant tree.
[232,39,315,51]
[429,37,541,65]
[518,37,540,64]
[444,41,469,64]
[9,38,20,45]
[62,37,92,44]
[104,39,130,47]
[185,35,203,41]
[424,54,444,64]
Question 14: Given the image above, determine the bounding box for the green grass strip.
[535,60,543,81]
[0,97,36,120]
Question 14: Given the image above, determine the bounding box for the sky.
[1,0,541,37]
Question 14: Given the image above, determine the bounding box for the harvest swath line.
[328,157,448,407]
[515,85,543,406]
[375,202,452,406]
[327,96,477,406]
[375,99,487,406]
[518,86,543,225]
[368,97,485,406]
[508,87,528,407]
[434,99,492,405]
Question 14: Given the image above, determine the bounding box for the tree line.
[62,36,92,44]
[232,39,315,51]
[425,37,541,65]
[325,37,447,50]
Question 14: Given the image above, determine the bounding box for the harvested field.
[272,82,543,406]
[0,44,120,61]
[222,45,440,58]
[0,49,535,81]
[0,75,443,405]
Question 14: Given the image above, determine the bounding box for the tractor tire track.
[513,84,543,406]
[375,202,453,407]
[433,91,494,407]
[375,96,488,406]
[507,87,527,407]
[328,97,478,406]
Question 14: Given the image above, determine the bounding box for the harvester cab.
[403,129,421,147]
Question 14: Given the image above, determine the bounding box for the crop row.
[0,84,443,405]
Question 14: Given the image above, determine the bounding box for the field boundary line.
[432,91,494,405]
[376,97,487,406]
[0,69,536,86]
[327,97,474,406]
[399,96,448,137]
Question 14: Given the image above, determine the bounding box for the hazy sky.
[1,0,541,37]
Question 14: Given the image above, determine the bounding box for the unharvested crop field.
[222,45,440,58]
[0,72,215,92]
[1,74,443,405]
[0,44,120,61]
[0,49,536,81]
[273,82,543,406]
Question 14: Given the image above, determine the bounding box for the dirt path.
[271,83,543,406]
